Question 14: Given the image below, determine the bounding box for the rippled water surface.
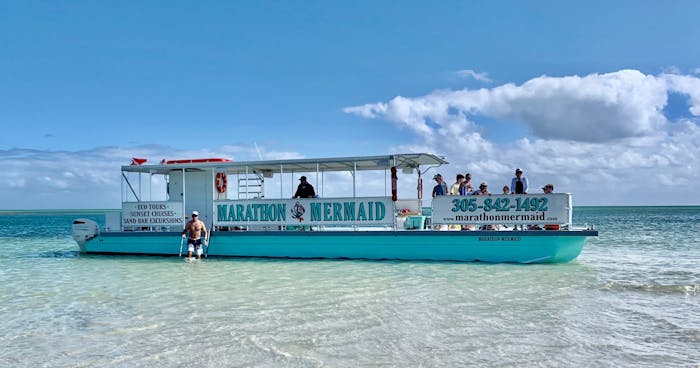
[0,208,698,367]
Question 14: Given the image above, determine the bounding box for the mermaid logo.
[291,201,305,222]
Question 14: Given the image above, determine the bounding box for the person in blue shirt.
[432,174,448,197]
[510,168,529,194]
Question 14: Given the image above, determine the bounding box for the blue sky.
[2,1,700,208]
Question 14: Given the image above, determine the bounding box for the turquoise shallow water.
[0,207,698,367]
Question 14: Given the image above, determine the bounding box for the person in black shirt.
[293,176,316,198]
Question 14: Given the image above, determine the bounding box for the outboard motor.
[72,218,99,251]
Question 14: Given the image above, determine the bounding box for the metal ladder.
[237,174,264,199]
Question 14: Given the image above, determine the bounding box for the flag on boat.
[130,158,147,165]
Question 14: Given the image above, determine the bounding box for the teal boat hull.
[79,230,597,263]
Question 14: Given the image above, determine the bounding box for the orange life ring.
[390,166,398,202]
[215,172,228,193]
[417,175,423,200]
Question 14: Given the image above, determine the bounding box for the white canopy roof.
[122,153,448,175]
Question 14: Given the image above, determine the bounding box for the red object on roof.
[130,158,148,165]
[161,158,232,164]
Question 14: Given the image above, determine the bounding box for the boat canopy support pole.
[567,194,573,227]
[211,169,215,228]
[392,156,397,230]
[182,168,186,229]
[121,172,140,202]
[280,165,284,198]
[384,168,387,196]
[352,162,357,197]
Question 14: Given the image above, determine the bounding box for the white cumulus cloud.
[344,70,700,205]
[0,144,305,209]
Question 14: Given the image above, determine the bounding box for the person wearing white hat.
[510,168,529,194]
[182,210,207,259]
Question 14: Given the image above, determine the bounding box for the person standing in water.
[182,211,207,259]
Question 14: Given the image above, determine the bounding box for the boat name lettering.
[217,201,386,223]
[215,197,392,226]
[309,201,384,222]
[218,203,287,222]
[478,236,521,241]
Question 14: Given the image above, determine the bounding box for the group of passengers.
[431,168,556,231]
[432,168,554,198]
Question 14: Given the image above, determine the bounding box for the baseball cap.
[433,174,442,180]
[515,168,522,173]
[299,176,307,181]
[192,210,199,216]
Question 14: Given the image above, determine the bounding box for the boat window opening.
[121,172,140,202]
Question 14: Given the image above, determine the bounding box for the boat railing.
[109,193,583,233]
